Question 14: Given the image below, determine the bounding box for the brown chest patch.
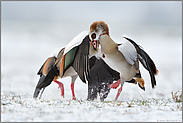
[102,54,105,58]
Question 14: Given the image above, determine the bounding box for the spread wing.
[123,36,158,88]
[118,40,139,69]
[33,48,64,99]
[63,31,89,55]
[87,56,120,101]
[72,35,91,83]
[57,31,90,84]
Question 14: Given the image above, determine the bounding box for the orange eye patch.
[91,33,96,39]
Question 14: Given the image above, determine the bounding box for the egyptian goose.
[87,55,147,101]
[89,21,159,100]
[33,31,99,100]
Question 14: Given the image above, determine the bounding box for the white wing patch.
[118,40,138,65]
[64,31,89,55]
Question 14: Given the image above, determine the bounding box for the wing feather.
[118,40,138,66]
[87,56,120,101]
[123,36,158,88]
[64,31,88,55]
[72,35,90,83]
[33,48,65,99]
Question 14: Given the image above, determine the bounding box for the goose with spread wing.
[89,21,159,100]
[33,31,99,100]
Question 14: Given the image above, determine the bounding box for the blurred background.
[1,1,182,100]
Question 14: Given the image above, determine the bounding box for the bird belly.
[103,54,136,82]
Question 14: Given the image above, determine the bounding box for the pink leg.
[114,86,123,100]
[108,79,121,89]
[54,80,64,98]
[70,83,76,100]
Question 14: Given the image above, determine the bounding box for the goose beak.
[92,40,98,50]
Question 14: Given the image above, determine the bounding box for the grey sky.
[1,1,181,26]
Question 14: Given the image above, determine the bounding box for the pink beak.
[92,40,98,50]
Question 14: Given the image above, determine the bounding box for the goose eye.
[91,33,96,39]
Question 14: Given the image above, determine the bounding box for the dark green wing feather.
[62,46,79,75]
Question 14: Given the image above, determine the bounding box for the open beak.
[92,40,98,50]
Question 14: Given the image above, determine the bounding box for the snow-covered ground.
[1,21,182,122]
[1,92,182,122]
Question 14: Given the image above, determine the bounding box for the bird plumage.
[89,21,158,100]
[99,34,137,85]
[87,56,120,101]
[33,31,95,100]
[123,36,159,88]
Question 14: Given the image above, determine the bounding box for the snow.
[1,21,182,122]
[1,93,182,122]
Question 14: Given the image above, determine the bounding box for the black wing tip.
[152,82,157,89]
[150,72,157,88]
[122,35,128,39]
[33,88,40,99]
[141,50,158,75]
[33,65,58,99]
[122,36,135,43]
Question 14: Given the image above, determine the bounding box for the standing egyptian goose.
[89,21,159,100]
[87,55,147,101]
[33,31,99,100]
